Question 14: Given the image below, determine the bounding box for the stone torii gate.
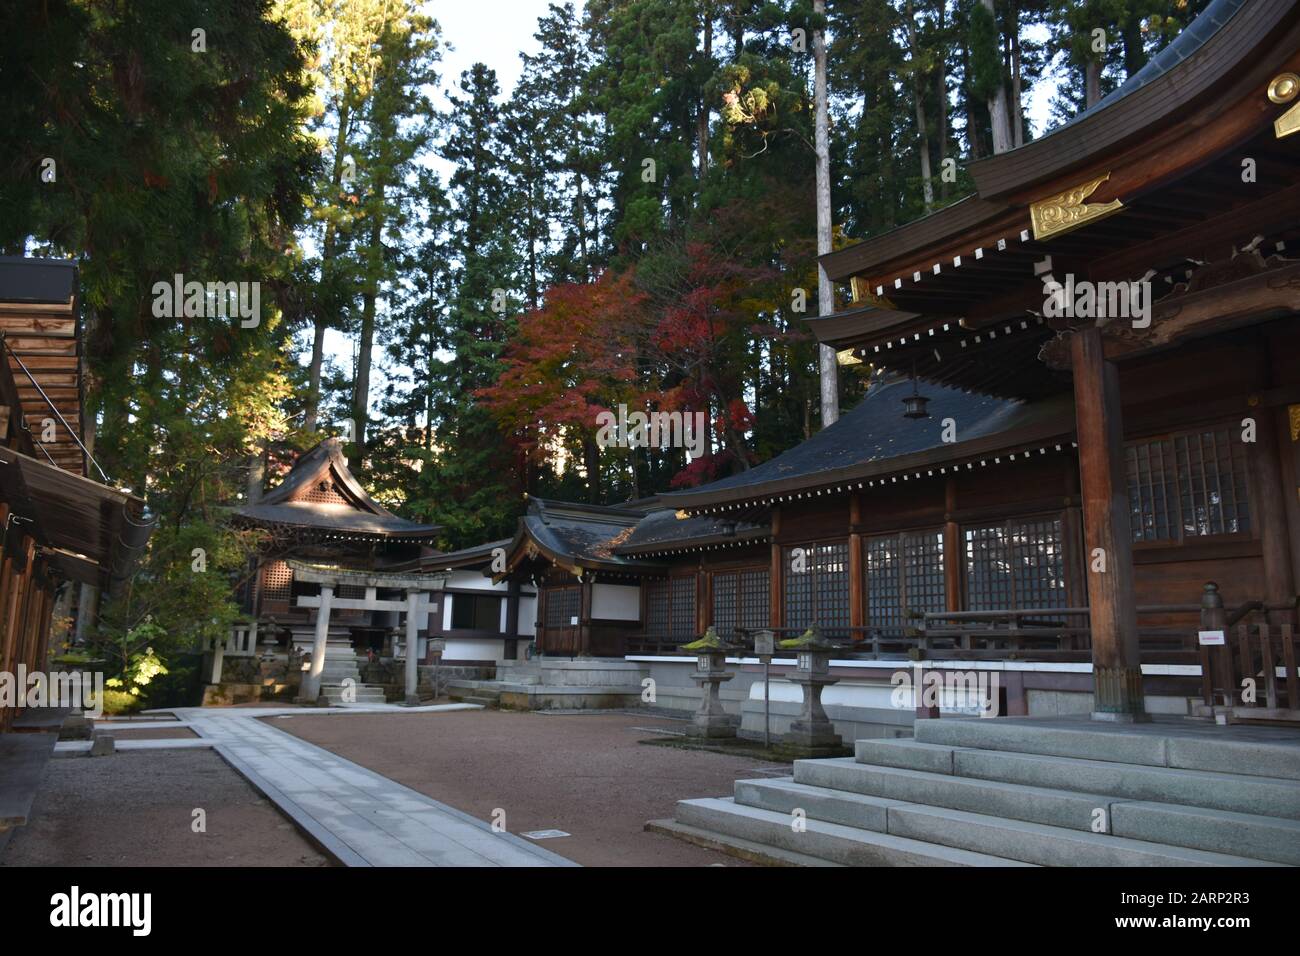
[290,562,448,705]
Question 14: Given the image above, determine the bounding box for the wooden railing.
[202,621,259,657]
[1197,582,1299,721]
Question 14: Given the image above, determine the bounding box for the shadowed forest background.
[0,0,1209,674]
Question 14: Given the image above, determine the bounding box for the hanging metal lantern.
[902,368,930,419]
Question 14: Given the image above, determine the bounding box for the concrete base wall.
[635,657,1197,745]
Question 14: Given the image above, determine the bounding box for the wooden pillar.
[1071,326,1146,721]
[504,576,520,660]
[578,575,593,656]
[770,507,783,629]
[2,538,35,690]
[943,478,962,612]
[1249,404,1296,626]
[849,494,864,638]
[1061,457,1087,611]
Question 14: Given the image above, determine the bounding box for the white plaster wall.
[516,595,537,636]
[443,637,507,662]
[443,570,502,592]
[591,583,640,621]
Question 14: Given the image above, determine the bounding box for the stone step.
[320,683,387,704]
[800,757,1109,832]
[856,738,963,774]
[644,818,844,867]
[949,745,1300,820]
[914,718,1300,781]
[884,803,1283,867]
[734,777,899,832]
[461,696,498,708]
[674,797,1034,867]
[853,737,1300,820]
[794,758,1300,864]
[1109,800,1300,867]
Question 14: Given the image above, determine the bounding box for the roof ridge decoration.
[1028,173,1124,242]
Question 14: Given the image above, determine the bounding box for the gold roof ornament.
[1269,73,1300,139]
[1029,173,1124,241]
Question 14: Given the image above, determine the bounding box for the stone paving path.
[152,705,577,867]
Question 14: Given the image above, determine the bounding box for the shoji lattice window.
[544,586,580,628]
[964,518,1067,611]
[784,542,850,639]
[670,576,696,640]
[1126,426,1251,543]
[712,573,737,638]
[710,567,770,638]
[739,569,769,632]
[644,579,669,636]
[865,530,946,636]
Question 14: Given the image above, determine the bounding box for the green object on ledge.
[682,626,738,653]
[777,625,834,651]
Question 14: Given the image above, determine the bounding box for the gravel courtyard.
[1,748,331,867]
[273,708,785,866]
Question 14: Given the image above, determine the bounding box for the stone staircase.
[447,658,646,710]
[319,682,388,705]
[652,716,1300,867]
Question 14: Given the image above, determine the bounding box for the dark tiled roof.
[234,502,437,538]
[422,538,513,570]
[618,508,767,554]
[0,256,76,303]
[520,499,656,570]
[658,378,1074,507]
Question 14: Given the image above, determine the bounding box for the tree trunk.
[982,0,1012,154]
[962,41,984,160]
[246,440,265,504]
[351,208,383,468]
[935,2,950,201]
[1085,60,1102,108]
[305,323,326,432]
[1010,1,1024,148]
[583,435,601,503]
[906,0,934,211]
[698,4,712,178]
[813,0,838,427]
[306,99,353,433]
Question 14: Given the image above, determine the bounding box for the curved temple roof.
[233,437,439,541]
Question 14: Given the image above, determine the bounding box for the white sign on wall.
[1198,629,1226,646]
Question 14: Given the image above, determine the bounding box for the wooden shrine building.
[451,0,1300,727]
[665,0,1300,721]
[0,257,153,731]
[231,436,441,659]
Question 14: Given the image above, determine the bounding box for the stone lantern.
[681,627,740,738]
[778,625,844,756]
